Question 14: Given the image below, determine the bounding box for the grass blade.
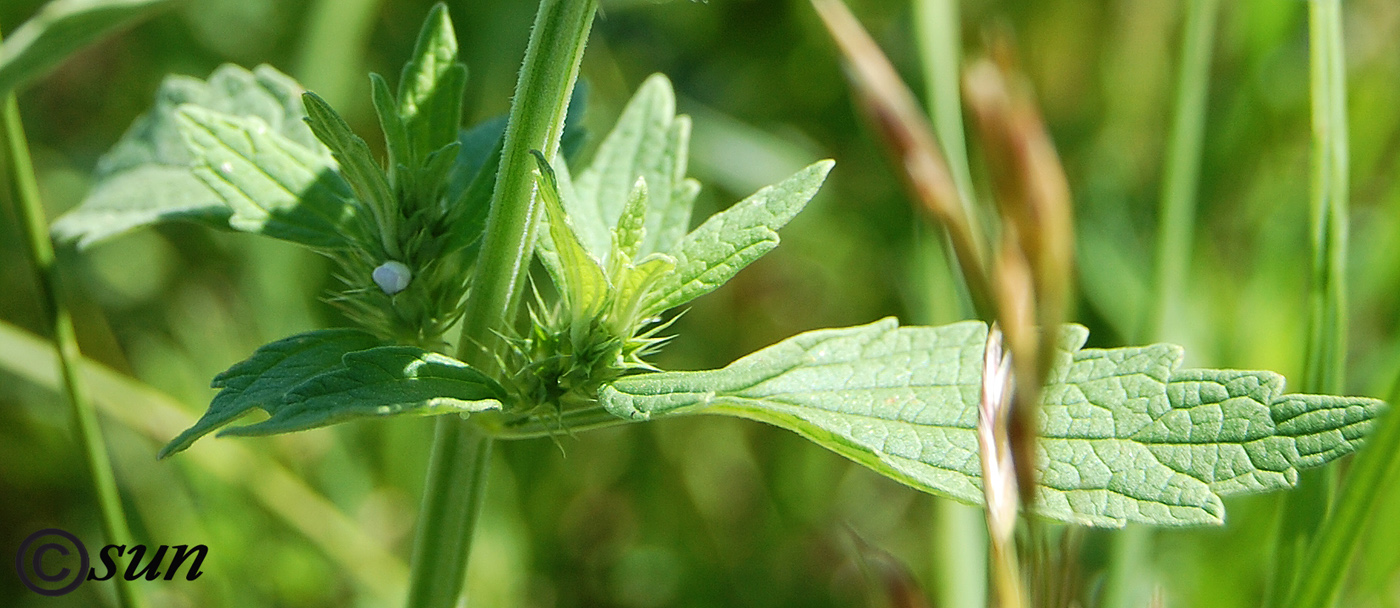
[0,0,173,97]
[2,46,146,608]
[0,320,409,601]
[1147,0,1221,343]
[1283,2,1363,606]
[1270,0,1351,603]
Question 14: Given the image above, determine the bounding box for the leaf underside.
[600,318,1385,527]
[52,64,327,249]
[160,330,504,457]
[176,105,363,249]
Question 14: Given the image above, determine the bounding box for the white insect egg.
[372,260,412,295]
[219,161,234,175]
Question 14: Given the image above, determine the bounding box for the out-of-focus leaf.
[175,105,362,249]
[601,318,1385,527]
[51,64,323,248]
[0,0,175,97]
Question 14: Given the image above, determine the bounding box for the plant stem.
[1,52,146,608]
[404,421,492,608]
[293,0,384,108]
[1301,0,1349,398]
[1105,2,1220,607]
[1269,1,1350,604]
[1275,1,1353,606]
[911,2,988,606]
[914,0,976,219]
[405,2,597,607]
[1147,0,1220,343]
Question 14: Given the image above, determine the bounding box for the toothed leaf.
[52,64,322,248]
[219,346,503,437]
[645,160,833,315]
[600,319,1386,527]
[574,74,694,257]
[159,329,385,457]
[174,105,362,249]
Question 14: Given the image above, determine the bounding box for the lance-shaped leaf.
[645,159,833,315]
[396,2,467,166]
[302,91,395,233]
[52,64,325,248]
[533,151,609,324]
[599,318,1385,527]
[159,329,385,458]
[573,74,697,258]
[175,105,362,249]
[0,0,175,97]
[219,346,504,437]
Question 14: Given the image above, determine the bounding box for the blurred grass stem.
[1147,0,1219,342]
[0,319,409,601]
[1278,0,1355,605]
[406,1,597,607]
[1110,1,1220,606]
[912,1,988,604]
[293,0,383,108]
[812,0,992,319]
[1,24,146,608]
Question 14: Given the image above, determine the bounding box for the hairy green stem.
[405,2,597,607]
[404,421,492,608]
[1270,1,1350,604]
[1,41,146,608]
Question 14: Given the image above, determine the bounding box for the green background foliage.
[3,0,1400,607]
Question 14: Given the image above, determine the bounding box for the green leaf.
[613,177,648,262]
[160,330,505,455]
[573,74,695,258]
[219,346,504,437]
[370,72,412,182]
[396,2,467,166]
[175,104,363,249]
[52,64,324,248]
[0,0,174,97]
[599,318,1386,527]
[301,91,396,249]
[533,151,609,323]
[645,159,833,315]
[159,329,385,458]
